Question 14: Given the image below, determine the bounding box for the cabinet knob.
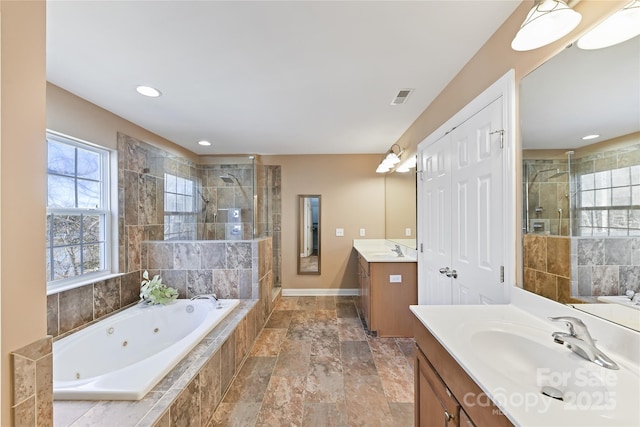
[439,267,450,275]
[444,410,455,423]
[445,269,458,279]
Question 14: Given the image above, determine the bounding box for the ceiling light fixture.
[576,0,640,50]
[136,85,162,98]
[376,144,404,174]
[511,0,582,51]
[582,134,600,140]
[198,140,212,146]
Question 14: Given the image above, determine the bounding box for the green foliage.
[140,270,178,305]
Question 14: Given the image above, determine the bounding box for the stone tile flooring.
[210,296,415,426]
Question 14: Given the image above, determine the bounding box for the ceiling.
[46,1,520,156]
[520,35,640,150]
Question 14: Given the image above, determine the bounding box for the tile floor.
[210,296,415,426]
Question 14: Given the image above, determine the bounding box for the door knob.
[439,267,450,275]
[446,269,458,279]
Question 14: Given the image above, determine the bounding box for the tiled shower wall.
[523,234,572,302]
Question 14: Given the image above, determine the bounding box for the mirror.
[298,195,321,274]
[385,171,417,249]
[520,31,640,331]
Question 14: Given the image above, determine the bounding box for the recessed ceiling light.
[582,134,600,140]
[136,85,162,97]
[198,140,211,146]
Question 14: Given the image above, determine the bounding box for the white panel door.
[450,98,504,304]
[418,97,506,305]
[421,138,452,305]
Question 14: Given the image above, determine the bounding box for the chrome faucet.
[549,316,619,370]
[190,294,221,307]
[625,290,640,305]
[391,244,404,257]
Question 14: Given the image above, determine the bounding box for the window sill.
[47,272,126,296]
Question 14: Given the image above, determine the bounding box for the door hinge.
[490,129,505,149]
[500,265,504,283]
[420,243,423,253]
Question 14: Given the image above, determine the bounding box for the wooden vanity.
[414,317,512,426]
[357,252,416,337]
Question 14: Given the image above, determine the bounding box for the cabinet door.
[415,347,458,427]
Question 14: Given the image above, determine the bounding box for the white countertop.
[410,288,640,426]
[352,239,417,263]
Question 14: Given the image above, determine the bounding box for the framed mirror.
[520,31,640,331]
[298,195,321,274]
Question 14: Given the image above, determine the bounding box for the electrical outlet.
[389,275,402,283]
[335,228,344,237]
[359,228,366,237]
[405,228,412,236]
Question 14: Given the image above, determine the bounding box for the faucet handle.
[549,316,594,345]
[626,289,636,300]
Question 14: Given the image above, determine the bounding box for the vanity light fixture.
[135,85,162,97]
[576,0,640,50]
[511,0,582,51]
[376,143,403,174]
[197,140,212,146]
[582,134,600,140]
[395,155,417,173]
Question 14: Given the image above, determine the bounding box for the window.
[46,132,113,288]
[164,173,197,240]
[576,165,640,236]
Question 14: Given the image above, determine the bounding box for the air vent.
[391,89,413,105]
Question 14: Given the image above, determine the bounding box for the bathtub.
[53,298,239,400]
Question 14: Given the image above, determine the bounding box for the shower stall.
[523,151,574,236]
[195,157,280,242]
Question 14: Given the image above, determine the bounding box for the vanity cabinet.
[357,254,416,337]
[414,317,512,427]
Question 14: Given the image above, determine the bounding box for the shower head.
[220,173,239,185]
[548,169,568,179]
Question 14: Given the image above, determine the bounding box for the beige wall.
[47,83,197,161]
[263,154,385,291]
[1,1,47,424]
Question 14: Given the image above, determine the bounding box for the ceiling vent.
[391,89,413,105]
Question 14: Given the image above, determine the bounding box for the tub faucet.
[391,244,404,257]
[549,316,619,370]
[191,294,220,307]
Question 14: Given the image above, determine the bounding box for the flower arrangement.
[140,270,178,305]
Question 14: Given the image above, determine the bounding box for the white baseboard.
[281,288,360,297]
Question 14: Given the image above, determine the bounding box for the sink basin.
[463,322,613,400]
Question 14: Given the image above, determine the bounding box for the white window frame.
[46,131,119,294]
[163,172,197,240]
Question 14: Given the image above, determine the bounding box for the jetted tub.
[53,298,239,400]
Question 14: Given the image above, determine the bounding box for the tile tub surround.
[12,337,53,427]
[53,297,277,427]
